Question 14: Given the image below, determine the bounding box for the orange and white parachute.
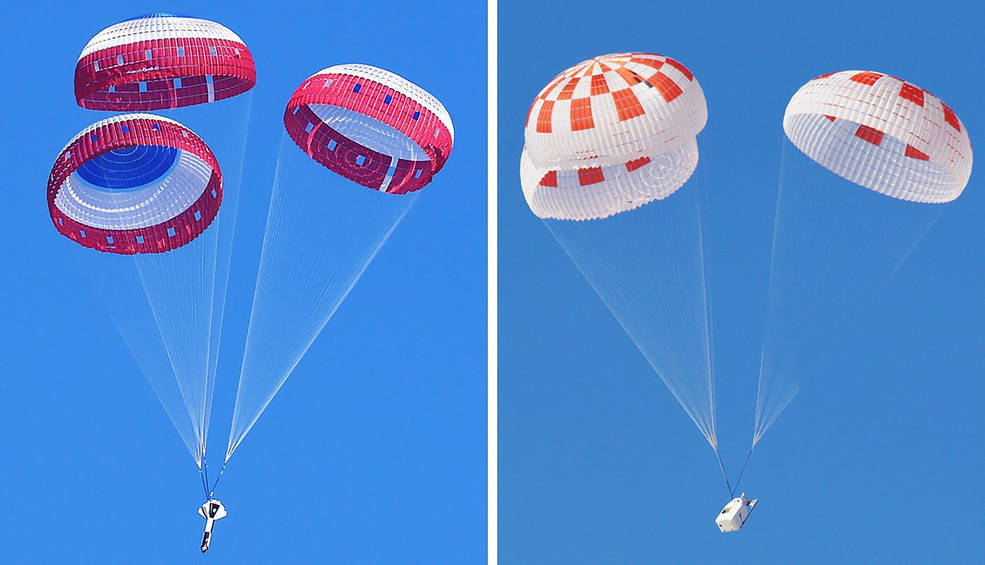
[752,72,973,449]
[516,53,721,452]
[520,52,707,220]
[783,70,972,203]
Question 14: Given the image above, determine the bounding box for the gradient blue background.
[499,1,984,562]
[0,2,485,563]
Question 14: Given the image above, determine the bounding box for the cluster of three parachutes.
[519,53,972,492]
[49,13,454,498]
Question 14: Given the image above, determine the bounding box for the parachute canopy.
[75,13,256,111]
[47,114,222,254]
[783,70,972,203]
[516,53,719,450]
[521,52,707,220]
[283,64,454,194]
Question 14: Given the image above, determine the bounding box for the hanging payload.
[198,498,228,553]
[74,12,256,111]
[716,493,758,533]
[47,113,222,255]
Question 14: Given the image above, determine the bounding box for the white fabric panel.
[80,16,246,57]
[521,139,698,221]
[786,114,957,203]
[571,76,593,99]
[316,64,455,140]
[56,150,212,230]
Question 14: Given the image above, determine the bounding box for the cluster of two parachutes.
[520,53,972,493]
[49,13,453,498]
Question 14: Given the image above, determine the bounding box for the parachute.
[74,12,256,111]
[520,53,721,467]
[521,53,706,221]
[782,71,971,203]
[48,114,221,254]
[754,71,972,447]
[225,64,454,461]
[60,14,255,485]
[283,64,453,194]
[48,114,222,465]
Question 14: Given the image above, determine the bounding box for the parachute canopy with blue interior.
[283,64,454,194]
[47,114,222,254]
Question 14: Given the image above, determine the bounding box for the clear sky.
[0,1,485,563]
[499,1,984,563]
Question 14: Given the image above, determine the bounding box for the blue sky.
[499,1,984,563]
[0,2,485,563]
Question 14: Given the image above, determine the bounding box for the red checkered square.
[649,72,682,102]
[626,156,651,172]
[536,100,554,133]
[904,145,929,160]
[570,98,594,131]
[612,89,645,121]
[663,57,694,81]
[855,124,884,146]
[590,74,610,95]
[850,71,882,86]
[898,83,924,107]
[557,78,579,101]
[941,102,961,132]
[578,167,605,185]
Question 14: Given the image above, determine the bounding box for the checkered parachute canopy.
[521,52,707,221]
[783,70,972,203]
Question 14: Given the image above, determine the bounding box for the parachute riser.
[714,448,732,497]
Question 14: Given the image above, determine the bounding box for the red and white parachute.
[284,64,454,194]
[47,114,221,254]
[520,52,707,220]
[783,70,972,202]
[223,64,454,462]
[74,12,256,111]
[753,71,973,449]
[517,53,721,456]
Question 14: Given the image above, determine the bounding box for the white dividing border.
[79,16,246,58]
[487,0,497,562]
